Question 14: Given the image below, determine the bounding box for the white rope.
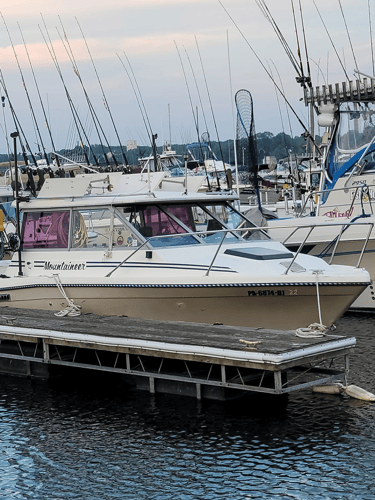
[295,322,328,338]
[296,271,328,338]
[53,274,82,317]
[314,270,323,325]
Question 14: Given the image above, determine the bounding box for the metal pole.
[152,133,158,172]
[10,131,23,276]
[184,154,188,194]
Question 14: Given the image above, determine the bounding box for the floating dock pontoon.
[0,308,355,401]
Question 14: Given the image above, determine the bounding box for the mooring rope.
[296,271,328,338]
[53,274,82,317]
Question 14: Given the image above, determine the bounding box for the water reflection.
[0,313,374,499]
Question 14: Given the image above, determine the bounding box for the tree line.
[0,131,319,168]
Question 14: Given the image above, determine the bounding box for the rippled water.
[1,313,375,500]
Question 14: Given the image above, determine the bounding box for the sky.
[0,0,371,154]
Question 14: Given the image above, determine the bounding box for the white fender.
[313,383,345,395]
[344,385,375,401]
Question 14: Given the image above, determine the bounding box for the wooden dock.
[0,307,355,401]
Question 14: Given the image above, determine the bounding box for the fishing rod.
[195,36,226,189]
[267,62,292,179]
[369,0,375,76]
[309,58,327,86]
[65,115,75,153]
[256,0,304,81]
[337,0,360,79]
[218,0,323,156]
[256,0,320,145]
[311,0,350,82]
[120,50,160,171]
[0,69,37,167]
[76,18,129,166]
[297,0,315,158]
[58,19,118,168]
[116,53,158,170]
[297,0,312,85]
[0,14,50,167]
[39,16,95,166]
[256,0,315,112]
[226,30,239,195]
[182,46,212,188]
[290,0,305,81]
[56,24,110,168]
[122,51,153,141]
[1,95,12,169]
[174,42,209,185]
[18,22,60,167]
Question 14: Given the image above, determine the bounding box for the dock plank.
[0,307,348,355]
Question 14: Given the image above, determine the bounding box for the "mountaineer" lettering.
[44,262,86,271]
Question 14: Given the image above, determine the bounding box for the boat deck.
[0,308,355,400]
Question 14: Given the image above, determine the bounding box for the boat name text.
[44,262,86,271]
[322,207,354,218]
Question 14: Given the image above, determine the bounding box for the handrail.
[283,227,314,275]
[104,219,375,277]
[278,219,374,270]
[356,223,374,267]
[291,181,375,218]
[205,232,227,276]
[328,224,347,265]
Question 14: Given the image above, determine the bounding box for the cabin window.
[22,211,70,249]
[122,204,199,247]
[144,205,195,235]
[71,208,132,250]
[142,205,198,247]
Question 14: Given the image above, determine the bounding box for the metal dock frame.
[0,322,355,401]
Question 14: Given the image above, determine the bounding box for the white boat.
[0,170,369,330]
[265,79,375,311]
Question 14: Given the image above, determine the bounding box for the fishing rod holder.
[86,175,113,195]
[304,77,375,106]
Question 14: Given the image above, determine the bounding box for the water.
[1,313,375,500]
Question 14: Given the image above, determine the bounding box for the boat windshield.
[334,103,375,172]
[123,202,265,248]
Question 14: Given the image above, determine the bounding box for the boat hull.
[268,220,375,312]
[0,281,367,330]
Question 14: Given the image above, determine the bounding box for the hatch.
[224,247,293,260]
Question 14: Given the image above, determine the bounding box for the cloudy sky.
[0,0,370,154]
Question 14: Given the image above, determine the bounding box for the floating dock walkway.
[0,308,355,401]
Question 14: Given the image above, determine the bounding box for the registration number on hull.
[247,289,286,297]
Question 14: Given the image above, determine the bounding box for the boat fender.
[312,383,345,395]
[312,384,375,401]
[344,385,375,401]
